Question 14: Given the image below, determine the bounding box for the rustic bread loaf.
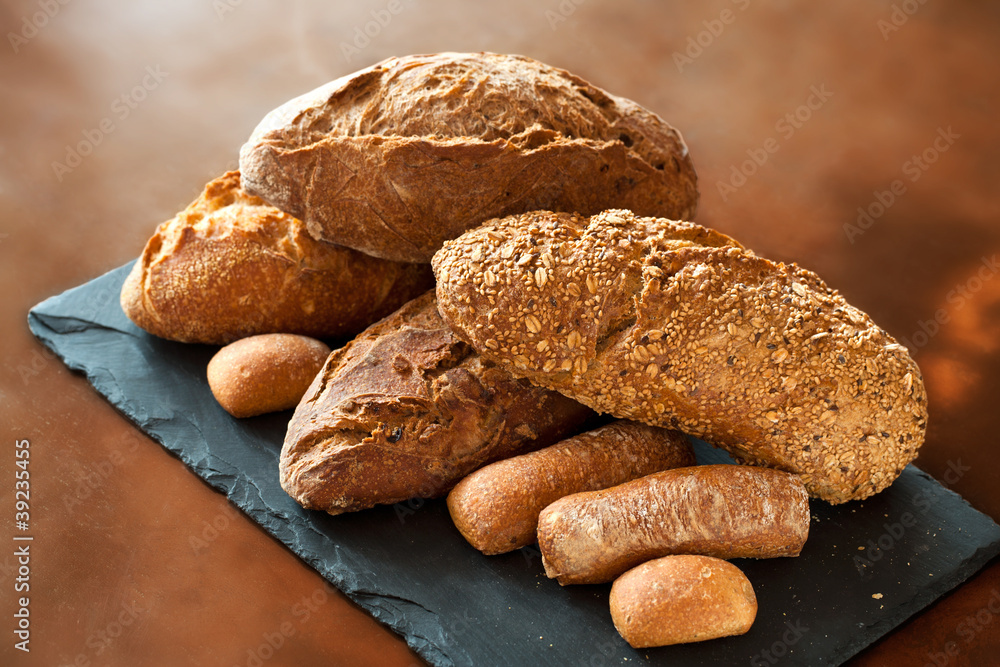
[610,555,757,648]
[207,334,330,418]
[536,464,810,585]
[432,209,928,503]
[280,291,594,515]
[447,421,694,555]
[120,171,433,344]
[239,52,698,263]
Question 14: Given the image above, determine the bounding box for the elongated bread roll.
[432,209,928,503]
[610,555,757,648]
[280,292,594,515]
[240,52,698,262]
[537,464,809,585]
[447,421,695,554]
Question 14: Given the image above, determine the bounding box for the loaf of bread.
[280,291,594,515]
[447,421,694,554]
[239,52,698,263]
[610,555,757,647]
[432,209,928,503]
[536,464,809,585]
[207,334,330,418]
[120,171,433,344]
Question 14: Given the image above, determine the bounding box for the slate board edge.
[830,528,1000,666]
[26,301,458,667]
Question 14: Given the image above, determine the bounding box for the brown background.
[2,0,999,665]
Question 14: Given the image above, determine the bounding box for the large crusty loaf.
[432,209,928,503]
[280,291,594,515]
[120,171,433,344]
[447,421,695,555]
[610,555,757,648]
[536,464,810,585]
[239,52,698,263]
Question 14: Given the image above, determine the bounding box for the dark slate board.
[28,263,1000,667]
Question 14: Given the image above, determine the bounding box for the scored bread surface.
[240,52,698,262]
[120,171,433,344]
[432,209,928,503]
[280,291,594,514]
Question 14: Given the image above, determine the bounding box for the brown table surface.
[2,1,999,665]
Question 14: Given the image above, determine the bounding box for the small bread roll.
[207,334,330,418]
[447,421,694,554]
[610,555,757,648]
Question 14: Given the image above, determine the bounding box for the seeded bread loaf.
[280,291,594,515]
[120,171,433,344]
[537,465,810,585]
[610,555,757,648]
[239,52,698,263]
[447,421,695,554]
[432,209,928,503]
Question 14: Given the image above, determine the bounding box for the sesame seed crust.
[432,209,928,504]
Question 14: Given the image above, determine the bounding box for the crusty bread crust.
[447,421,695,554]
[279,291,594,515]
[537,465,810,585]
[610,555,757,648]
[432,209,928,503]
[239,52,698,262]
[120,171,433,344]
